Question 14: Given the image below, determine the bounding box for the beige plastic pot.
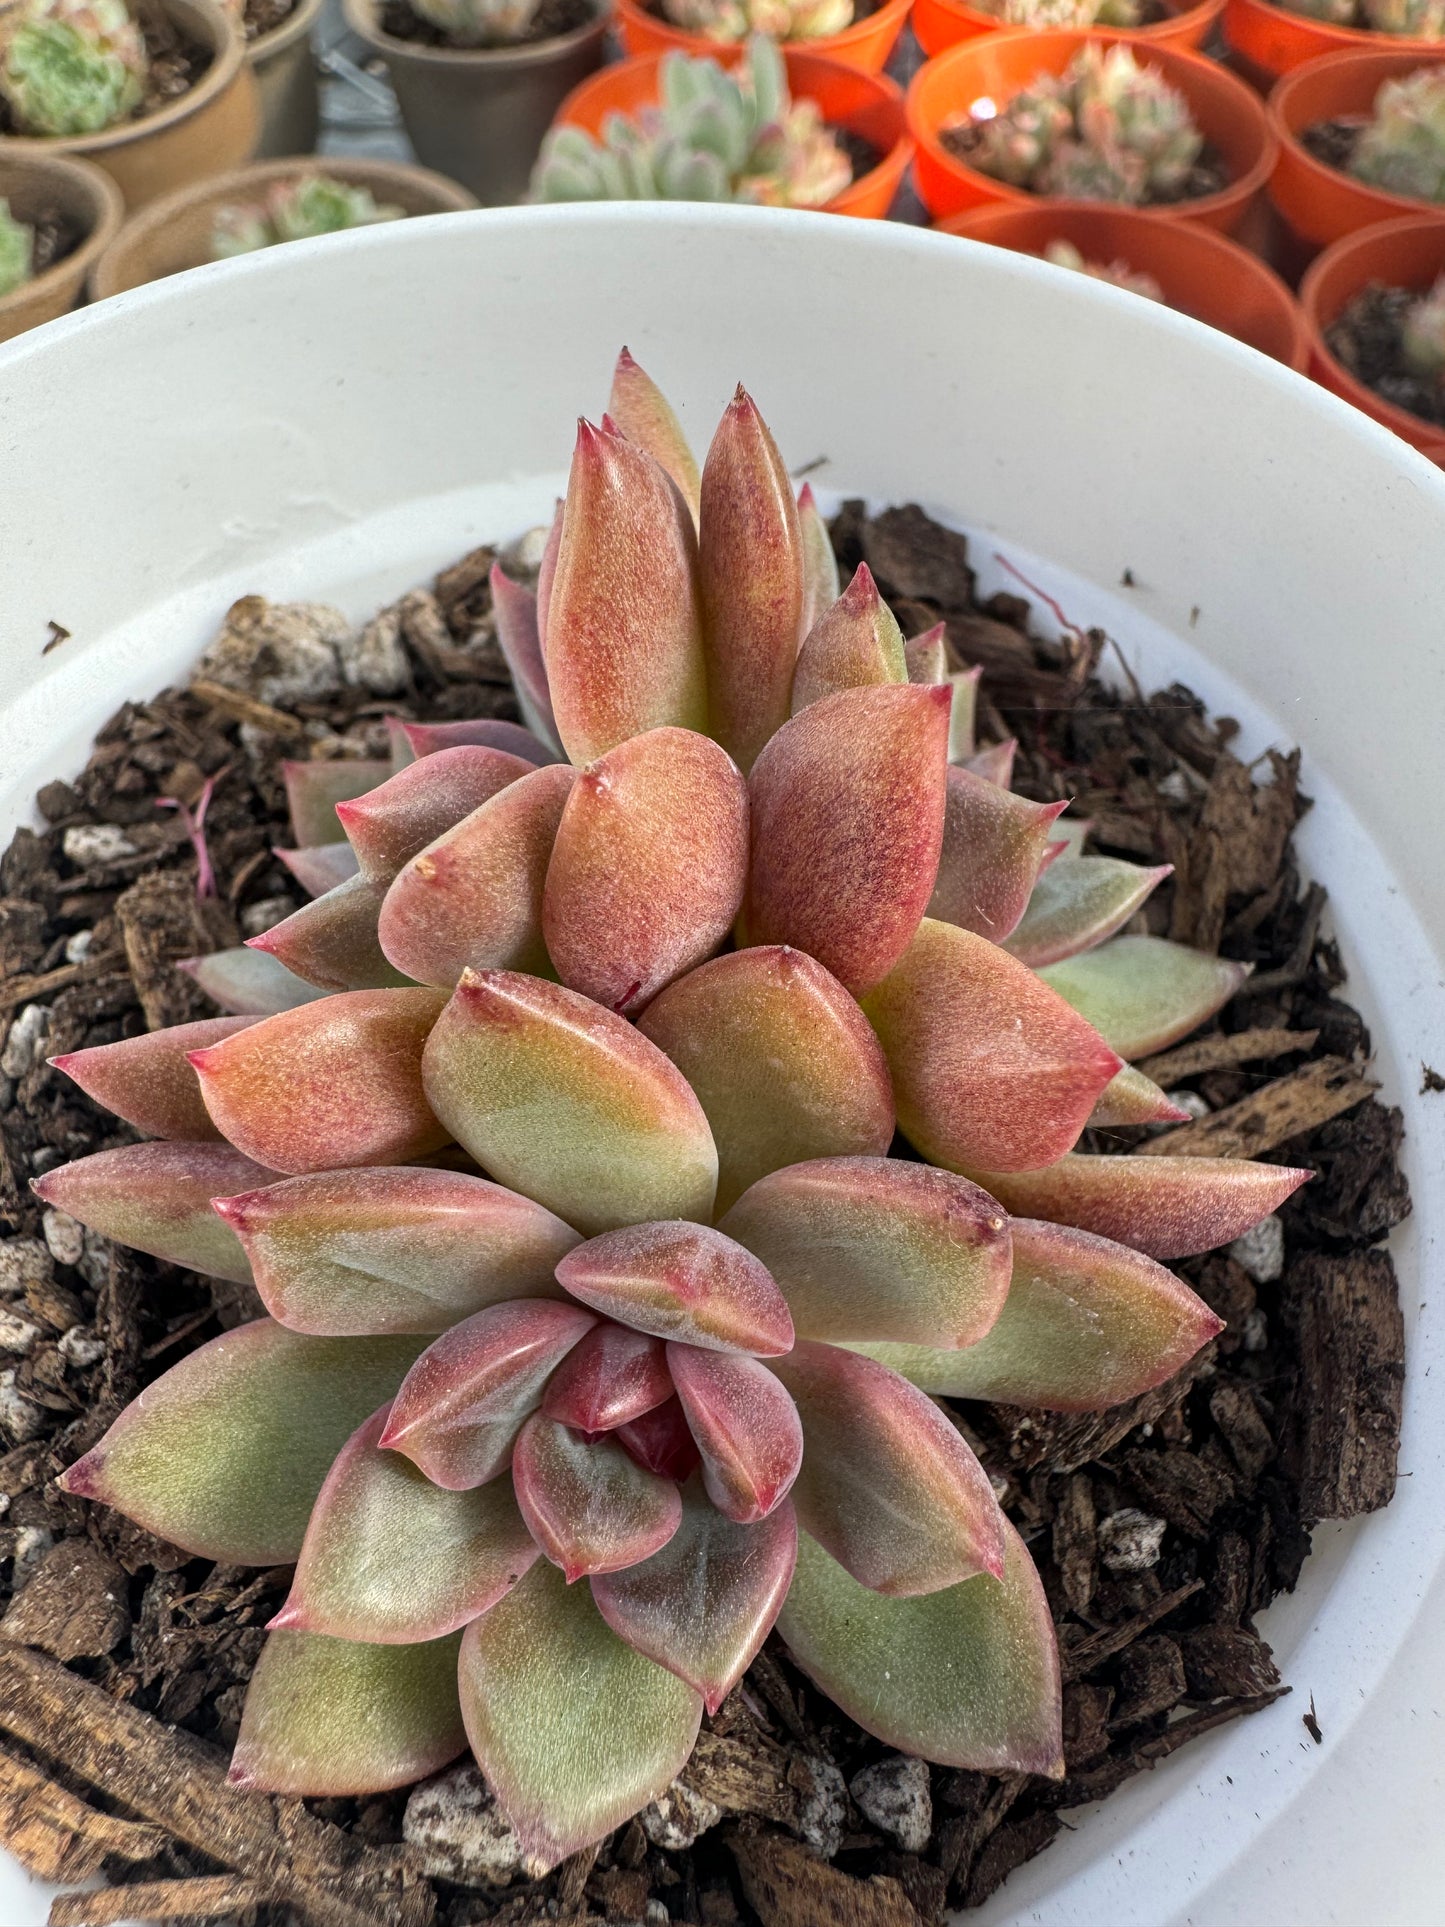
[0,150,122,339]
[0,0,259,207]
[341,0,609,204]
[248,0,324,157]
[90,154,476,297]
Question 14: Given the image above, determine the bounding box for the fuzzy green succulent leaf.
[790,562,908,713]
[459,1559,703,1873]
[59,1320,427,1563]
[778,1525,1062,1775]
[181,946,331,1016]
[283,759,391,848]
[1006,855,1173,968]
[276,841,361,898]
[607,348,702,522]
[0,199,34,296]
[246,873,408,993]
[1038,933,1247,1058]
[0,0,146,138]
[51,1015,257,1143]
[1089,1062,1190,1128]
[796,483,840,636]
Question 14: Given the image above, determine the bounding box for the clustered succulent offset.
[1043,237,1165,300]
[0,0,147,138]
[45,352,1309,1869]
[658,0,852,43]
[968,45,1203,204]
[1399,269,1445,380]
[976,0,1142,31]
[1348,68,1445,200]
[406,0,546,45]
[211,175,406,260]
[1281,0,1445,34]
[532,38,851,207]
[0,198,34,296]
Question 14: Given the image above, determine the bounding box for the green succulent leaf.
[1038,934,1247,1058]
[1006,856,1172,969]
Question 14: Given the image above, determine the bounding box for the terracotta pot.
[1225,0,1445,90]
[938,198,1310,363]
[0,151,122,339]
[911,0,1222,60]
[248,0,324,157]
[1298,209,1445,457]
[906,29,1277,228]
[612,0,911,72]
[0,0,259,208]
[1270,46,1445,250]
[89,155,477,297]
[553,47,911,215]
[342,0,609,205]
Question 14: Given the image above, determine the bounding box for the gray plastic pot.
[249,0,325,157]
[342,0,609,204]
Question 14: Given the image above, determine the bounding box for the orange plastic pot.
[613,0,912,72]
[912,0,1222,59]
[1270,46,1445,249]
[553,48,912,215]
[1225,0,1445,90]
[938,199,1311,363]
[906,30,1277,228]
[1298,210,1445,458]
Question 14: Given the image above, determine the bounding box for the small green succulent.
[0,198,35,297]
[0,0,148,138]
[211,176,407,260]
[1350,68,1445,200]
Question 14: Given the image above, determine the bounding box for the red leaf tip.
[797,482,816,510]
[226,1763,257,1790]
[265,1602,305,1631]
[57,1450,101,1499]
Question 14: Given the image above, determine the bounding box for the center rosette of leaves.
[37,350,1313,1874]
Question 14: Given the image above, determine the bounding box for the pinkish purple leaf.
[607,348,701,521]
[245,874,407,993]
[390,717,560,767]
[512,1412,682,1581]
[283,759,391,848]
[965,739,1016,788]
[797,482,840,638]
[556,1222,793,1356]
[336,746,534,886]
[541,1323,673,1433]
[275,842,361,898]
[50,1016,256,1142]
[536,500,563,656]
[928,767,1067,944]
[666,1346,801,1524]
[490,564,560,751]
[615,1396,700,1483]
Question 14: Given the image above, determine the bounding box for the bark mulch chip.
[0,507,1407,1926]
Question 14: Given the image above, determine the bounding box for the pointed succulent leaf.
[1040,935,1248,1059]
[391,717,560,767]
[50,1015,256,1142]
[797,482,840,638]
[33,1142,275,1284]
[857,1218,1222,1412]
[637,946,894,1217]
[745,685,951,996]
[284,759,391,847]
[772,1342,1005,1595]
[378,764,575,987]
[904,623,948,688]
[1006,857,1172,969]
[607,348,701,522]
[231,1629,465,1796]
[511,1413,683,1581]
[966,739,1017,788]
[274,1405,539,1642]
[616,1396,700,1482]
[719,1157,1010,1350]
[59,1320,425,1562]
[421,971,717,1236]
[698,386,804,774]
[927,766,1067,944]
[556,1222,793,1356]
[276,841,361,898]
[968,1153,1311,1261]
[545,420,707,764]
[948,665,983,763]
[381,1300,597,1490]
[778,1525,1062,1775]
[189,988,449,1174]
[181,946,329,1016]
[1049,815,1092,858]
[214,1167,579,1336]
[336,746,534,886]
[542,727,748,1017]
[245,873,408,993]
[536,499,563,657]
[666,1345,801,1524]
[1090,1063,1190,1128]
[790,563,908,713]
[862,919,1121,1174]
[592,1477,796,1713]
[541,1323,673,1432]
[490,565,560,752]
[459,1559,701,1874]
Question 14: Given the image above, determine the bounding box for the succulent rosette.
[42,353,1309,1872]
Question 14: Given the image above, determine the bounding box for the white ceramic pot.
[1,207,1443,1927]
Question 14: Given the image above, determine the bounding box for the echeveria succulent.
[46,352,1309,1870]
[211,175,406,260]
[0,0,146,137]
[971,45,1203,205]
[531,36,852,208]
[1400,270,1445,380]
[0,198,34,297]
[658,0,853,41]
[979,0,1142,28]
[1350,68,1445,200]
[1044,237,1165,300]
[407,0,545,44]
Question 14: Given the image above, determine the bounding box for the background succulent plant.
[1281,0,1445,29]
[211,175,406,260]
[658,0,853,39]
[45,351,1308,1868]
[0,0,147,137]
[1400,270,1445,379]
[532,37,852,207]
[1349,68,1445,200]
[977,0,1142,29]
[1044,237,1164,300]
[406,0,547,45]
[971,46,1204,204]
[0,197,34,295]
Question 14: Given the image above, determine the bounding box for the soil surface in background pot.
[0,3,213,136]
[1300,115,1365,175]
[0,506,1407,1927]
[242,0,298,41]
[378,0,595,50]
[939,120,1229,203]
[1326,280,1445,427]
